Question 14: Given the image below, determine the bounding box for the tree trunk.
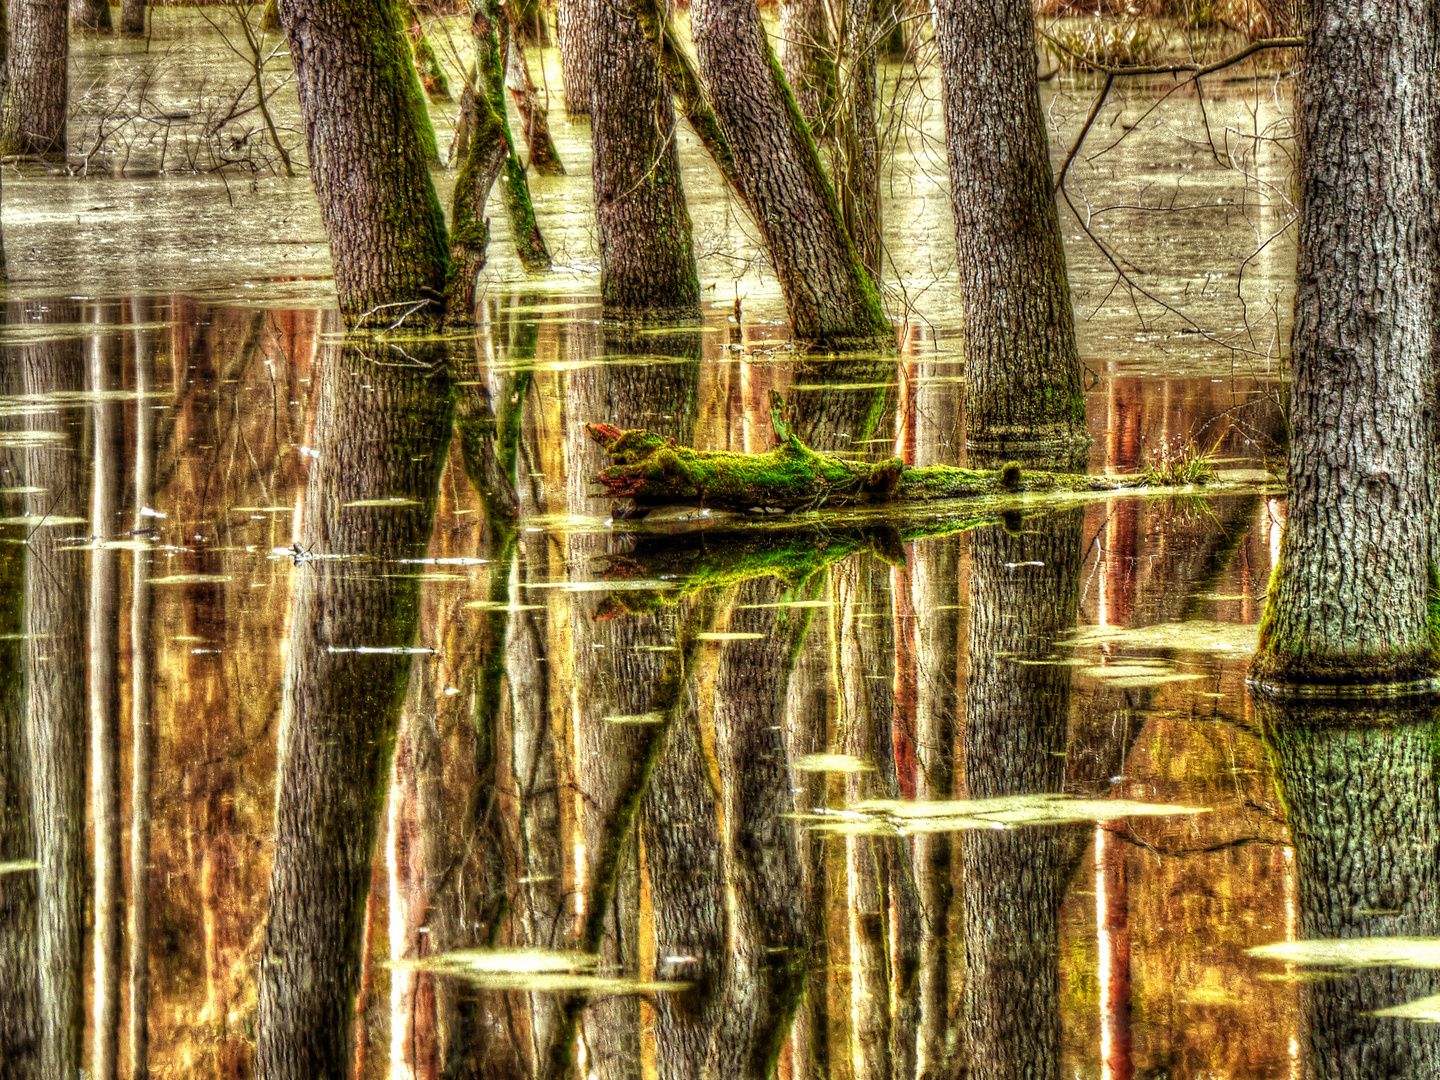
[119,0,143,34]
[687,0,891,347]
[8,0,69,158]
[779,0,835,135]
[254,338,455,1080]
[1260,699,1440,1077]
[557,0,590,114]
[69,0,109,32]
[446,84,512,325]
[87,312,124,1080]
[590,0,700,322]
[836,0,881,273]
[407,2,452,101]
[960,510,1085,1080]
[504,24,564,175]
[1251,0,1437,690]
[934,0,1086,465]
[20,301,88,1080]
[276,0,450,326]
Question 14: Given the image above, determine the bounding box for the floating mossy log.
[586,394,1140,513]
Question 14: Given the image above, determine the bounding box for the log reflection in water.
[255,334,456,1080]
[1259,697,1440,1078]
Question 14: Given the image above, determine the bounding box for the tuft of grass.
[1139,435,1219,485]
[1044,16,1159,70]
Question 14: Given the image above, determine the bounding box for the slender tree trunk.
[0,15,7,282]
[69,0,109,32]
[446,82,512,325]
[837,0,881,273]
[88,312,124,1080]
[407,2,452,101]
[1260,699,1440,1076]
[119,0,143,34]
[960,511,1085,1080]
[590,0,700,322]
[556,0,590,114]
[127,299,157,1080]
[1251,0,1437,690]
[20,302,87,1080]
[504,24,564,175]
[8,0,69,158]
[254,337,455,1080]
[276,0,450,326]
[688,0,891,347]
[779,0,835,135]
[934,0,1086,464]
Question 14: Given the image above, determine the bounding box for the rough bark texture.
[276,0,450,326]
[590,0,700,322]
[1261,699,1440,1077]
[837,0,881,272]
[934,0,1086,463]
[8,0,69,158]
[960,511,1085,1080]
[557,0,591,113]
[1251,0,1438,689]
[779,0,835,134]
[255,342,454,1079]
[446,84,510,325]
[69,0,109,32]
[689,0,891,347]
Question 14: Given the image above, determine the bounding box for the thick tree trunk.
[69,0,109,32]
[688,0,890,347]
[1260,699,1440,1077]
[590,0,700,322]
[8,0,69,158]
[119,0,143,34]
[504,25,564,175]
[556,0,590,114]
[276,0,450,326]
[254,340,455,1080]
[20,302,87,1080]
[934,0,1086,464]
[87,316,124,1080]
[1251,0,1437,690]
[960,511,1085,1080]
[779,0,835,134]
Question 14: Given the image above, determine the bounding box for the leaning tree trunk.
[1251,0,1437,690]
[557,0,590,114]
[505,22,564,175]
[276,0,450,326]
[8,0,69,158]
[688,0,890,348]
[933,0,1086,466]
[590,0,700,322]
[961,510,1085,1080]
[69,0,110,32]
[1260,698,1440,1077]
[254,336,454,1080]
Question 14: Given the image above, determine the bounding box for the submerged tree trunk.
[1251,0,1437,690]
[446,84,512,324]
[590,0,700,322]
[276,0,450,326]
[934,0,1086,465]
[69,0,110,32]
[254,339,455,1079]
[9,0,69,158]
[1260,698,1440,1076]
[505,23,564,175]
[687,0,891,347]
[556,0,590,114]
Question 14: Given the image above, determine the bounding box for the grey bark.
[837,0,881,272]
[557,0,590,114]
[779,0,834,134]
[8,0,69,158]
[590,0,700,322]
[504,23,564,175]
[255,338,455,1079]
[933,0,1086,464]
[1251,0,1438,689]
[119,0,142,34]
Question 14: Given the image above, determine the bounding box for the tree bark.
[590,0,700,322]
[505,22,564,175]
[276,0,450,326]
[557,0,590,114]
[687,0,891,347]
[1251,0,1438,690]
[779,0,834,135]
[934,0,1086,465]
[1260,698,1440,1077]
[254,338,455,1080]
[407,2,452,101]
[69,0,109,32]
[836,0,881,272]
[8,0,69,159]
[446,83,512,325]
[119,0,143,34]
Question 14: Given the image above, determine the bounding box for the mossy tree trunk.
[590,0,700,322]
[9,0,69,158]
[445,83,511,325]
[1260,699,1440,1076]
[933,0,1086,465]
[1251,0,1438,691]
[276,0,450,327]
[254,339,455,1080]
[406,2,452,102]
[684,0,891,348]
[68,0,108,32]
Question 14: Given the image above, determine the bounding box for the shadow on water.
[6,292,1435,1080]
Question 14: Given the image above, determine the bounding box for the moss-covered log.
[586,412,1138,513]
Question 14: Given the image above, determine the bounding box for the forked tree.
[933,0,1086,465]
[1250,0,1438,690]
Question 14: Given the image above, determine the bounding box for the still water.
[5,12,1435,1080]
